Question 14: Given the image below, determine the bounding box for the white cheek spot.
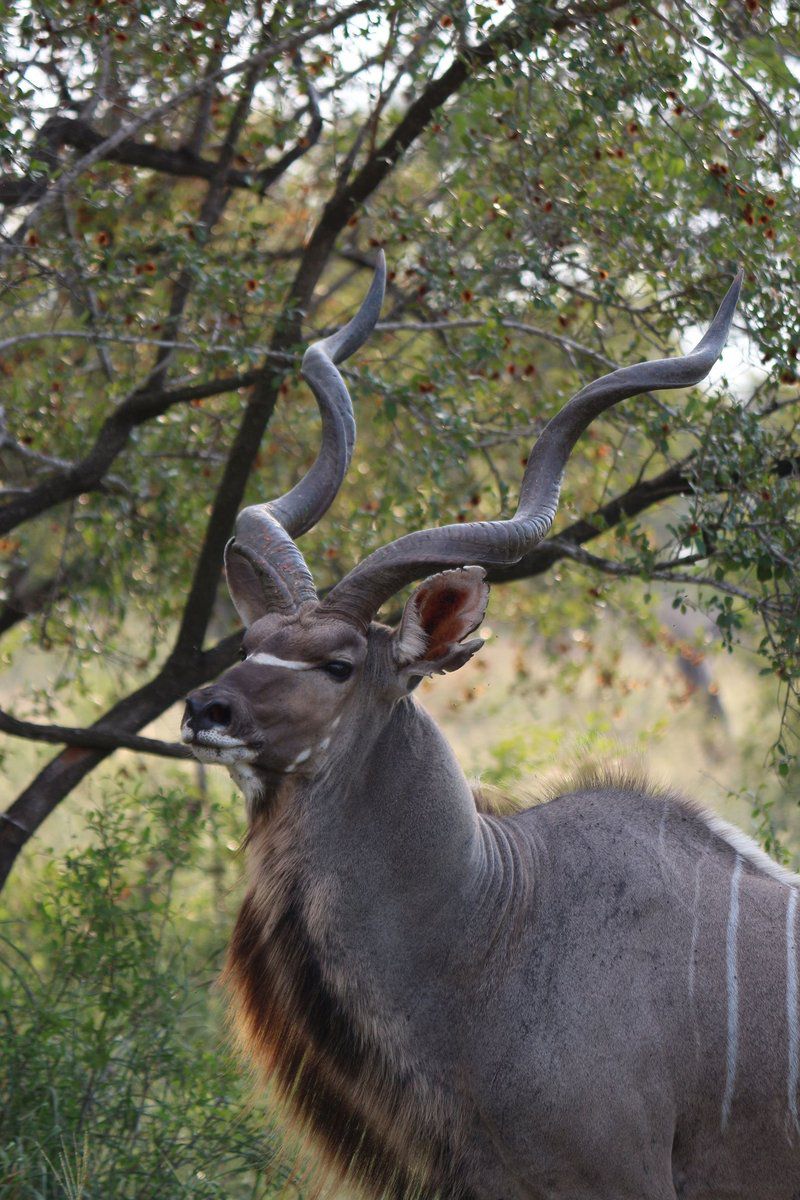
[318,737,331,751]
[285,746,312,773]
[331,716,341,730]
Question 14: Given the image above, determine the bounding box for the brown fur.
[223,804,474,1200]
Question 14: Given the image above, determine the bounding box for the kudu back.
[183,258,800,1200]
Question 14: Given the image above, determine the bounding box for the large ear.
[224,539,269,626]
[392,566,489,678]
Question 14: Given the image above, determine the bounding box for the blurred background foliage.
[1,0,799,1193]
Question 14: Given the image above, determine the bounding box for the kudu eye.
[239,645,247,662]
[321,660,353,681]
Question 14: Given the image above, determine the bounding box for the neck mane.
[224,696,526,1200]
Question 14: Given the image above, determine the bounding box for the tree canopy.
[1,0,798,890]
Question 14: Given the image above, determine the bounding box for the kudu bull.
[183,257,800,1200]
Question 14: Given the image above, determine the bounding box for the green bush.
[0,787,287,1200]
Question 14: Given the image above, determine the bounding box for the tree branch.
[377,317,618,370]
[545,541,772,606]
[0,329,291,358]
[1,0,376,254]
[0,118,256,206]
[0,77,326,207]
[0,709,191,758]
[0,368,270,533]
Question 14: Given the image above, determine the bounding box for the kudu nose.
[184,693,233,733]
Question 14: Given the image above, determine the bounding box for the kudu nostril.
[205,701,232,727]
[184,694,233,733]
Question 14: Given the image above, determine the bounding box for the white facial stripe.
[247,652,314,671]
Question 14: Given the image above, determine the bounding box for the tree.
[1,0,798,891]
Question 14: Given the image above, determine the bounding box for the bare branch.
[375,317,619,370]
[0,709,192,759]
[0,58,325,208]
[0,119,256,206]
[0,329,293,358]
[548,540,782,609]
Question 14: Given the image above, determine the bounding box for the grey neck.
[284,699,534,1054]
[310,698,482,929]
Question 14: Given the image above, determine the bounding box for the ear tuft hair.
[393,601,429,665]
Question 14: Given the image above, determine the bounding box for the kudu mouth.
[180,723,255,764]
[181,692,256,764]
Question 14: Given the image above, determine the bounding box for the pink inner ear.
[417,583,477,659]
[418,587,460,630]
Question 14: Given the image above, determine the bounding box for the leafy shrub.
[0,787,287,1199]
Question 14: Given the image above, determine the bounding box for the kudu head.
[182,256,742,809]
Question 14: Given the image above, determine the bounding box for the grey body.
[180,259,799,1197]
[213,638,800,1200]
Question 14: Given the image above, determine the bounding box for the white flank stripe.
[722,854,743,1130]
[688,840,706,1007]
[687,840,707,1068]
[787,889,799,1133]
[247,651,314,670]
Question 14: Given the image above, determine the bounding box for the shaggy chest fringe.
[225,881,471,1200]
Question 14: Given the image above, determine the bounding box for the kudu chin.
[182,257,800,1200]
